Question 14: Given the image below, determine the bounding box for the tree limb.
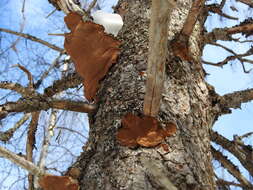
[0,28,64,52]
[211,130,253,176]
[0,82,37,97]
[204,20,253,43]
[206,4,238,20]
[171,0,205,61]
[0,97,96,117]
[0,113,31,142]
[0,73,87,120]
[43,73,82,97]
[35,53,63,89]
[26,111,40,190]
[12,64,34,88]
[0,146,46,177]
[236,0,253,8]
[35,109,57,188]
[87,0,97,14]
[48,0,85,15]
[219,88,253,110]
[216,179,246,188]
[211,146,253,188]
[202,43,253,72]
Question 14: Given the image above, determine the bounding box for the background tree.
[1,0,253,189]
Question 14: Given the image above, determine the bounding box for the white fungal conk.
[92,10,123,36]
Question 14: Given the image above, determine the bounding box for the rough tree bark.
[2,0,253,188]
[66,0,217,189]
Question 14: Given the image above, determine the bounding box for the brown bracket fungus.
[64,12,121,101]
[117,113,176,148]
[39,175,79,190]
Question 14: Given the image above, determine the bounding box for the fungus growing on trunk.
[116,113,176,148]
[64,12,121,101]
[39,175,79,190]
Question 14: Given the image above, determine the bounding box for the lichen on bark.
[65,0,218,189]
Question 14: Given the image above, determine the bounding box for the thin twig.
[12,64,34,88]
[0,113,31,142]
[35,53,63,89]
[87,0,97,14]
[240,132,253,139]
[46,8,57,18]
[0,28,64,52]
[48,33,65,36]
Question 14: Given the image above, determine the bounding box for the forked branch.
[212,146,253,188]
[211,130,253,176]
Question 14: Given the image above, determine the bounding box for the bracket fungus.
[64,12,121,101]
[117,113,177,148]
[39,175,79,190]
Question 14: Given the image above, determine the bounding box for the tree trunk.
[72,0,217,189]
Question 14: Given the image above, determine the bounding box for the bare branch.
[171,0,205,61]
[0,82,37,97]
[35,109,57,189]
[50,99,96,112]
[211,130,253,176]
[26,112,40,190]
[202,43,253,71]
[35,53,63,89]
[0,146,46,177]
[49,0,84,15]
[181,0,205,37]
[0,28,64,52]
[236,0,253,8]
[207,4,238,20]
[87,0,97,14]
[46,8,57,18]
[12,64,34,88]
[216,179,246,188]
[239,132,253,139]
[56,127,87,139]
[212,146,253,188]
[0,113,31,142]
[44,73,82,97]
[0,97,96,118]
[219,88,253,110]
[204,20,253,43]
